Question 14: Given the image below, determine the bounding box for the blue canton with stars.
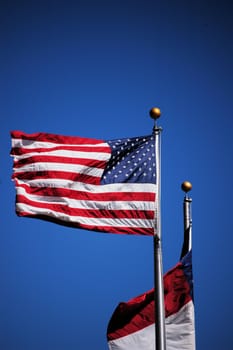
[101,134,156,184]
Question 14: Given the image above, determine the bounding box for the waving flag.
[107,231,195,349]
[10,131,157,235]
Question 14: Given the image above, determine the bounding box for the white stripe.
[166,302,195,349]
[16,203,154,228]
[16,186,155,211]
[13,162,104,178]
[108,302,195,350]
[15,179,157,194]
[12,149,111,161]
[12,138,107,149]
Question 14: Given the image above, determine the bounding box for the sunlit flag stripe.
[13,155,107,168]
[11,148,110,161]
[15,179,156,194]
[11,130,108,147]
[16,195,154,220]
[12,147,111,159]
[16,203,155,230]
[13,162,104,179]
[15,210,154,235]
[11,131,157,235]
[16,185,155,211]
[15,183,156,227]
[15,181,156,202]
[13,171,101,185]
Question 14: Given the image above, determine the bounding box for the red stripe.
[16,183,156,202]
[11,131,105,145]
[63,222,154,235]
[11,145,110,156]
[15,211,154,235]
[13,171,101,185]
[13,155,107,169]
[16,194,155,220]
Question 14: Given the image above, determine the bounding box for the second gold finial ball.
[150,107,161,120]
[181,181,192,193]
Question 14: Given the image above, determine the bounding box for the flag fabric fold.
[107,249,195,350]
[10,131,157,235]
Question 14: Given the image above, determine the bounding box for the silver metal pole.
[181,181,196,350]
[154,236,166,350]
[181,181,192,259]
[150,107,166,350]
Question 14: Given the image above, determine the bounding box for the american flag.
[10,131,158,235]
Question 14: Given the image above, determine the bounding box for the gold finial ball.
[181,181,192,193]
[149,107,161,120]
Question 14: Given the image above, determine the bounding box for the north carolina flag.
[107,247,195,349]
[10,131,157,235]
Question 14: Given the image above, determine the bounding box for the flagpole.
[181,181,196,349]
[150,107,166,350]
[181,181,192,259]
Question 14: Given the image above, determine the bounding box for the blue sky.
[1,1,233,349]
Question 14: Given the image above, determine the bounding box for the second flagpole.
[150,107,166,350]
